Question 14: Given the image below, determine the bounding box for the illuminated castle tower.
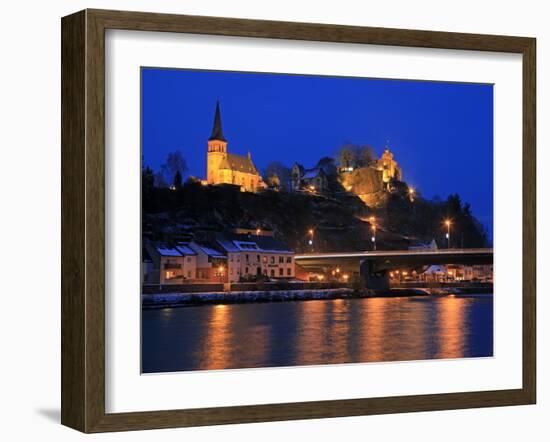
[377,142,402,188]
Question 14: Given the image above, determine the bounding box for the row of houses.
[143,232,296,285]
[389,264,494,283]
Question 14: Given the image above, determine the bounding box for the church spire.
[209,100,227,142]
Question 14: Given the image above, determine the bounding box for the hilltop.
[142,178,489,252]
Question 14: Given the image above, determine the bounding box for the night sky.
[141,68,493,236]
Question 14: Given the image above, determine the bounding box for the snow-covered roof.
[233,241,260,251]
[424,265,447,274]
[303,168,321,179]
[155,245,182,257]
[216,239,240,253]
[175,244,197,255]
[189,242,227,259]
[216,234,293,254]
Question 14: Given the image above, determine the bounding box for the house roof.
[155,245,182,257]
[208,100,226,142]
[216,233,293,254]
[175,243,197,256]
[189,241,227,259]
[219,153,258,174]
[302,167,326,180]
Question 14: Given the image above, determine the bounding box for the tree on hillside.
[159,150,188,186]
[264,161,291,191]
[154,171,167,188]
[316,157,337,177]
[356,145,377,167]
[173,170,183,189]
[336,143,377,169]
[337,143,356,169]
[142,166,155,209]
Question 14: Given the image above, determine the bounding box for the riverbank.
[142,286,493,308]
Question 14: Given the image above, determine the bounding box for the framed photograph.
[61,9,536,433]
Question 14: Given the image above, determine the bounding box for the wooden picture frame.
[61,8,536,433]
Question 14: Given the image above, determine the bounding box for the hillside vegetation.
[142,178,489,252]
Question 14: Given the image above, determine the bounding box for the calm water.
[142,295,493,373]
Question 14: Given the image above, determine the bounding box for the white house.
[144,243,197,284]
[216,234,295,283]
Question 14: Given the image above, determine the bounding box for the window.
[257,255,260,262]
[287,268,292,276]
[270,256,275,264]
[286,256,292,263]
[270,269,275,277]
[187,257,192,263]
[262,256,267,263]
[279,268,283,276]
[246,254,249,262]
[187,270,192,278]
[279,256,284,263]
[245,267,249,274]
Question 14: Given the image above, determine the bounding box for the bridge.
[295,248,493,290]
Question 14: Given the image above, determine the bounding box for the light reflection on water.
[142,295,493,373]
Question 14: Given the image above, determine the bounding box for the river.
[142,294,493,373]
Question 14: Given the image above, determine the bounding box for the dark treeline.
[142,176,489,251]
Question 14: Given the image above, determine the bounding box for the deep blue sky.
[142,68,493,235]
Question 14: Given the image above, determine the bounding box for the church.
[206,101,265,192]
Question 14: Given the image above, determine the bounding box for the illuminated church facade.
[206,101,265,193]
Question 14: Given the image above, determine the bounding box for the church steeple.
[209,100,226,142]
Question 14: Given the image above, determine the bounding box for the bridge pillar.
[360,260,390,290]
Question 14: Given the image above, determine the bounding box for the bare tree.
[264,161,291,190]
[160,150,188,185]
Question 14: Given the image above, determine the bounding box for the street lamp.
[256,228,261,236]
[408,186,415,202]
[218,264,225,282]
[444,219,452,249]
[308,229,314,252]
[369,216,377,251]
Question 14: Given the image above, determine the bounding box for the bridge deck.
[295,248,493,273]
[295,248,493,260]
